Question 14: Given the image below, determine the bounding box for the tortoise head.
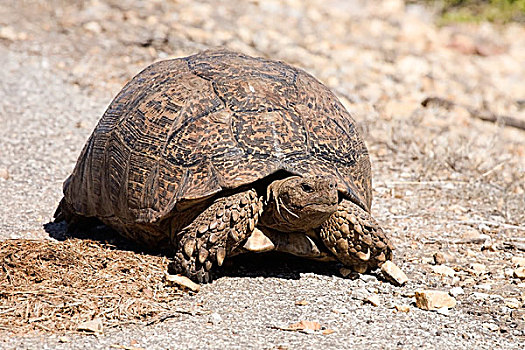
[261,175,339,232]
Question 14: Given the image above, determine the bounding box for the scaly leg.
[170,189,264,283]
[320,199,394,272]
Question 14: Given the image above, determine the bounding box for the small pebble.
[394,304,410,313]
[504,298,521,309]
[209,312,222,324]
[381,261,408,286]
[165,274,200,292]
[58,336,70,343]
[421,257,434,264]
[77,319,103,334]
[0,168,9,180]
[433,251,455,265]
[482,323,499,332]
[83,21,103,34]
[360,274,378,283]
[460,231,490,244]
[482,240,495,251]
[474,283,492,291]
[431,265,456,277]
[364,294,381,307]
[449,287,464,297]
[352,288,368,301]
[511,256,525,267]
[436,307,451,316]
[0,26,19,41]
[433,252,446,265]
[332,307,349,314]
[470,263,487,275]
[462,277,475,286]
[415,290,457,310]
[513,267,525,280]
[471,292,490,300]
[466,249,477,257]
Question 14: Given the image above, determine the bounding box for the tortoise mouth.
[299,201,339,210]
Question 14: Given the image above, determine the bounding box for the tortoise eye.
[301,183,314,193]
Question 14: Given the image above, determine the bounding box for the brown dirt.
[0,239,184,334]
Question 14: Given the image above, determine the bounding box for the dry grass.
[0,239,185,335]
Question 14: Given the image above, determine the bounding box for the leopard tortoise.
[55,49,394,283]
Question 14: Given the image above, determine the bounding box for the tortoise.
[55,49,393,283]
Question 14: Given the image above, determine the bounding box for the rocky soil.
[0,0,524,349]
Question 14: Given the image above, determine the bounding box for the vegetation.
[414,0,525,23]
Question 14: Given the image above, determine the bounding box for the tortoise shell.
[63,49,372,233]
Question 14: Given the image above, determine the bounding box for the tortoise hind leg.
[319,199,394,272]
[170,189,264,283]
[53,198,99,236]
[54,198,79,224]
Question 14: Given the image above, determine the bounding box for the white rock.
[77,319,103,333]
[333,307,349,314]
[209,312,222,324]
[472,292,490,300]
[489,294,504,301]
[58,336,70,343]
[381,261,408,286]
[449,287,464,297]
[0,26,20,41]
[394,304,410,313]
[432,265,456,277]
[165,274,200,292]
[433,251,456,264]
[460,231,490,244]
[415,290,457,310]
[474,283,492,291]
[482,323,499,331]
[0,168,9,180]
[436,306,451,316]
[364,294,381,307]
[511,256,525,267]
[504,298,522,309]
[513,267,525,280]
[352,288,368,300]
[466,249,477,257]
[360,274,378,283]
[470,263,487,275]
[84,21,103,34]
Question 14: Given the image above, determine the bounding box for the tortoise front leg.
[319,199,394,272]
[170,189,263,283]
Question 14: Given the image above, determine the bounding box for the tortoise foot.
[170,189,263,283]
[320,199,394,272]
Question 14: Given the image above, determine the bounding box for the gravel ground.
[1,0,524,349]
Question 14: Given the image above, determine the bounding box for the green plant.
[413,0,525,23]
